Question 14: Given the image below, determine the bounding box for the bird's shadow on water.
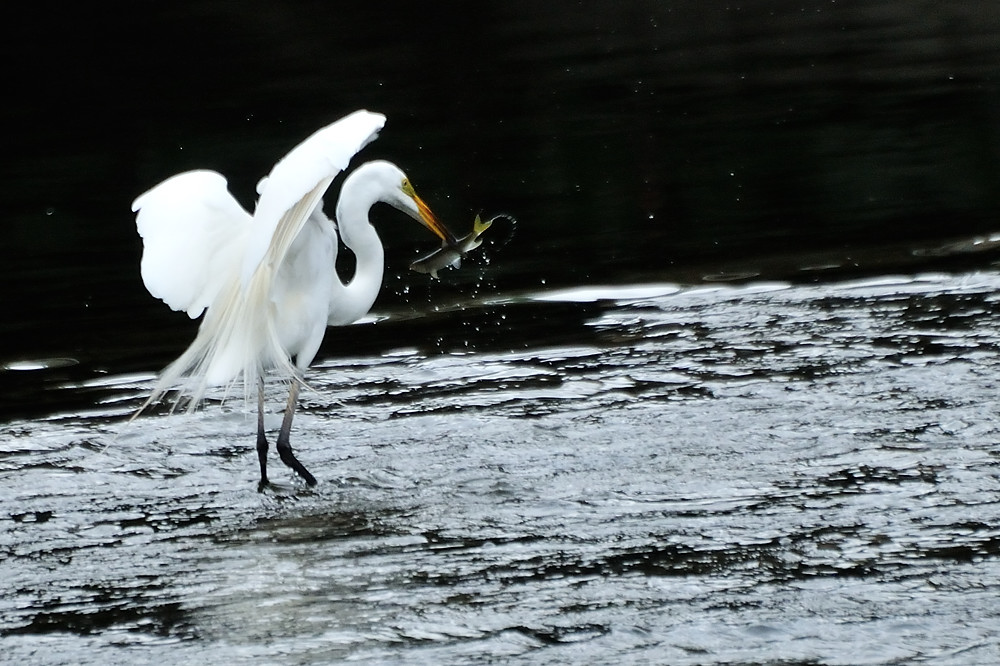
[221,499,411,546]
[1,429,421,645]
[2,510,409,648]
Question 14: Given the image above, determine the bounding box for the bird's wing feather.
[134,111,385,411]
[132,170,252,318]
[241,109,386,287]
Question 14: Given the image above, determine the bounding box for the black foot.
[277,441,317,486]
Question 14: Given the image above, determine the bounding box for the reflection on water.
[3,272,1000,664]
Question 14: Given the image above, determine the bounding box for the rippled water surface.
[4,273,1000,664]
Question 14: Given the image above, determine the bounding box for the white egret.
[132,110,457,487]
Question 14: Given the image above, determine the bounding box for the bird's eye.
[401,178,416,197]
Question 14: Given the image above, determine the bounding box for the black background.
[4,1,1000,375]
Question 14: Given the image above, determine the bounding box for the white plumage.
[134,170,252,319]
[132,110,455,486]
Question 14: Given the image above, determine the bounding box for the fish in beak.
[410,214,494,279]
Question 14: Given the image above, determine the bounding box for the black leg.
[275,381,317,486]
[256,377,270,491]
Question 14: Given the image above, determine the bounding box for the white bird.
[132,110,457,487]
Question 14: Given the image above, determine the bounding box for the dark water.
[4,2,1000,664]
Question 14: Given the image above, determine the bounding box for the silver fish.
[409,214,493,279]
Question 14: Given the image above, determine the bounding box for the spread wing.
[241,109,386,287]
[132,170,252,319]
[132,110,388,407]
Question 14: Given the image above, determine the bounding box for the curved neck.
[329,169,386,325]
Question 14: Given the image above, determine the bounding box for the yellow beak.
[413,193,460,249]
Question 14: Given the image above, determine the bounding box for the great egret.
[132,110,457,487]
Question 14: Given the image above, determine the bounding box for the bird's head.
[364,160,459,249]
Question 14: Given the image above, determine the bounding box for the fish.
[409,214,493,279]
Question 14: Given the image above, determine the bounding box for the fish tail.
[473,214,493,235]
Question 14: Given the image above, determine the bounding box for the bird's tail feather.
[133,263,298,419]
[134,174,334,420]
